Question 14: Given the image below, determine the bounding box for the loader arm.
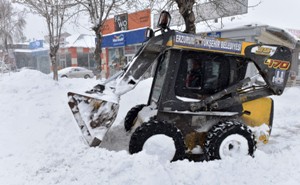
[112,31,173,96]
[189,44,292,112]
[87,31,172,96]
[245,44,292,95]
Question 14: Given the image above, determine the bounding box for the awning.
[101,28,147,48]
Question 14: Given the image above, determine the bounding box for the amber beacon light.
[157,11,171,29]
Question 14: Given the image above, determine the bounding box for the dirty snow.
[1,69,300,185]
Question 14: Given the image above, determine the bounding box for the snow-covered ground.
[1,69,300,185]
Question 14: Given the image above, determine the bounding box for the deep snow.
[1,69,300,185]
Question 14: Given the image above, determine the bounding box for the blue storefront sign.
[29,40,44,49]
[102,28,147,48]
[207,32,221,38]
[112,33,125,47]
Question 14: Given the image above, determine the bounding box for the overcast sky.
[237,0,300,30]
[21,0,300,40]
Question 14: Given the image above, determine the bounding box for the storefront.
[13,40,51,74]
[101,27,148,77]
[58,34,96,70]
[99,9,151,78]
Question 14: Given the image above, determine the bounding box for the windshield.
[175,50,248,99]
[185,57,222,91]
[151,52,170,103]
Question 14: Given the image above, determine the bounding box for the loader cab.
[178,52,232,96]
[148,49,249,111]
[175,51,248,99]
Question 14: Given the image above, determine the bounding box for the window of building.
[77,52,89,67]
[108,47,124,76]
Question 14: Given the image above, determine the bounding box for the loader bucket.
[68,92,119,147]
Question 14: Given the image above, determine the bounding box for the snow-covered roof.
[102,27,149,37]
[64,34,96,48]
[14,47,49,53]
[265,26,300,47]
[196,21,300,48]
[11,34,96,54]
[216,23,300,41]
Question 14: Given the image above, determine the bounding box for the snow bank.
[1,70,300,185]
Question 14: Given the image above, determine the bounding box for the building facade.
[101,28,148,77]
[57,34,96,71]
[100,9,151,78]
[13,40,50,74]
[10,34,96,74]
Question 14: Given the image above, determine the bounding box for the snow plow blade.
[67,92,119,147]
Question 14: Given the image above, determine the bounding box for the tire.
[124,104,146,131]
[84,74,90,79]
[61,75,67,78]
[129,120,186,161]
[204,120,256,161]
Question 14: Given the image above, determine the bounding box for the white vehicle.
[58,67,94,79]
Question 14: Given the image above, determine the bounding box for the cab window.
[175,51,231,99]
[151,52,170,103]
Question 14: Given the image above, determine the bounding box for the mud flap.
[68,92,119,147]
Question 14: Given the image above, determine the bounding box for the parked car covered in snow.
[58,67,94,79]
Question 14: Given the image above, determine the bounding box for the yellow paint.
[242,97,273,144]
[173,44,245,55]
[167,32,256,56]
[166,39,173,46]
[241,42,255,55]
[255,46,273,55]
[185,132,206,151]
[264,59,290,70]
[172,41,255,56]
[259,135,269,144]
[242,97,273,127]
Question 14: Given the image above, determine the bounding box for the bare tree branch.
[14,0,80,81]
[133,0,260,33]
[74,0,127,78]
[0,0,26,51]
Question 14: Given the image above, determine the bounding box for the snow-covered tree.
[173,0,261,33]
[74,0,127,78]
[0,0,26,52]
[14,0,79,81]
[129,0,260,34]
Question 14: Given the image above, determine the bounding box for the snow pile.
[1,69,300,185]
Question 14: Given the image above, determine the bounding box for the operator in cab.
[186,58,202,88]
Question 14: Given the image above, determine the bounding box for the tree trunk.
[50,51,58,81]
[4,37,8,53]
[176,0,196,34]
[94,32,103,79]
[182,10,196,34]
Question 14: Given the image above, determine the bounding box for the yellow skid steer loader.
[68,11,292,161]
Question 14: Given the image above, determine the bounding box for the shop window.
[66,53,71,67]
[77,52,89,67]
[108,47,124,76]
[125,45,136,55]
[88,53,96,69]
